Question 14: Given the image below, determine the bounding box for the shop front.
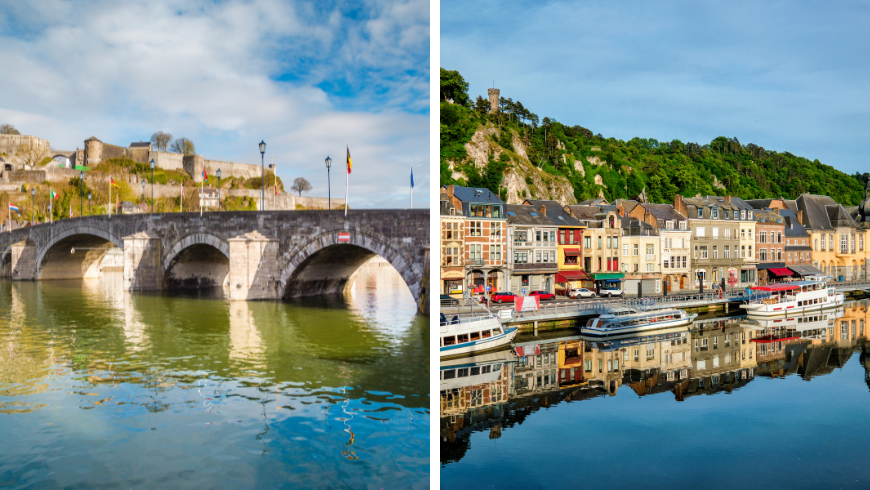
[591,272,625,294]
[441,269,464,296]
[756,263,791,285]
[555,270,592,296]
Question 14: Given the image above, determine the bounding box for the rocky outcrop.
[586,156,606,166]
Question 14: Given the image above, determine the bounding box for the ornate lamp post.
[87,192,91,215]
[30,187,35,224]
[149,159,155,215]
[216,168,222,212]
[325,156,332,210]
[259,141,266,211]
[79,170,84,217]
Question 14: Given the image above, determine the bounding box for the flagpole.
[108,178,111,217]
[200,172,204,217]
[344,144,349,219]
[49,187,53,224]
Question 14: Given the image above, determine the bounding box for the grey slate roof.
[523,199,583,227]
[450,185,505,205]
[440,198,458,216]
[565,205,605,221]
[754,209,782,224]
[129,142,152,148]
[794,194,859,230]
[641,203,688,223]
[746,199,774,209]
[619,216,659,236]
[506,204,558,227]
[779,209,811,238]
[579,198,609,206]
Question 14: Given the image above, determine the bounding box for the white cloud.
[0,0,429,208]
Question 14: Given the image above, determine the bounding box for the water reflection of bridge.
[440,300,870,462]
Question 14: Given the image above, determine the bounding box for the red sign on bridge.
[338,232,350,243]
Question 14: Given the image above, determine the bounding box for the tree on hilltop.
[440,68,470,107]
[170,138,195,156]
[151,131,173,151]
[291,177,312,196]
[0,124,20,135]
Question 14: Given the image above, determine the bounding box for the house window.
[514,252,528,264]
[700,246,708,259]
[740,210,746,219]
[679,221,687,230]
[815,238,819,251]
[623,244,628,256]
[491,245,502,261]
[469,244,482,260]
[598,236,602,249]
[724,210,730,219]
[697,227,705,237]
[468,221,482,236]
[724,245,730,259]
[666,221,674,230]
[584,236,592,249]
[697,209,703,218]
[491,222,502,238]
[646,263,654,272]
[712,208,718,219]
[633,244,639,256]
[713,227,719,239]
[713,246,718,259]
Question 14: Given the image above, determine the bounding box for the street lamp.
[259,141,266,211]
[79,170,84,217]
[87,192,91,215]
[216,168,222,212]
[325,156,332,210]
[149,159,155,215]
[141,179,146,210]
[30,187,35,224]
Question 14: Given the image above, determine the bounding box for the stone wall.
[152,151,184,171]
[0,134,52,169]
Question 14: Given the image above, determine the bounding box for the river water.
[0,261,428,489]
[441,300,870,489]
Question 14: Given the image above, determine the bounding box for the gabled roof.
[506,204,559,226]
[779,209,811,237]
[794,194,859,230]
[619,216,659,236]
[746,199,774,209]
[579,198,609,206]
[754,209,782,224]
[129,142,151,148]
[640,203,687,222]
[85,136,102,142]
[565,205,605,221]
[523,199,583,227]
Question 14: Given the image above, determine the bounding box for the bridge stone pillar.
[228,231,280,300]
[419,246,430,315]
[10,240,37,281]
[124,231,163,290]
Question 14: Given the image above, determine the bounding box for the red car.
[529,290,555,301]
[490,291,517,303]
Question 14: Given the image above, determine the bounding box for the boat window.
[481,365,492,374]
[470,331,481,341]
[481,330,492,338]
[470,367,480,376]
[457,368,469,377]
[443,336,456,346]
[496,328,503,334]
[443,369,456,379]
[458,334,469,344]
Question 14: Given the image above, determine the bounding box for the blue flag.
[410,165,414,188]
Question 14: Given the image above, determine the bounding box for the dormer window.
[724,210,730,219]
[697,209,703,218]
[666,220,674,230]
[679,221,687,230]
[711,208,719,219]
[760,218,765,223]
[748,212,753,219]
[740,210,746,219]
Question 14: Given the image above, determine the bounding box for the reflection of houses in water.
[513,340,561,396]
[677,319,757,400]
[440,351,513,446]
[798,301,868,381]
[558,340,585,387]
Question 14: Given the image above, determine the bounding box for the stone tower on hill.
[488,88,500,113]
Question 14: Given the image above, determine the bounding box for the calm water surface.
[0,263,428,489]
[441,301,870,489]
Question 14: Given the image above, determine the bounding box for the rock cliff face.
[446,123,577,206]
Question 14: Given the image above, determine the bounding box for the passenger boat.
[740,279,844,317]
[581,308,697,337]
[440,314,518,359]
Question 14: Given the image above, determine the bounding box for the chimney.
[674,194,687,218]
[617,204,624,217]
[446,185,454,199]
[539,204,546,216]
[725,196,731,202]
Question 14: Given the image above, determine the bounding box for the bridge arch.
[277,229,422,304]
[36,225,124,280]
[162,232,230,289]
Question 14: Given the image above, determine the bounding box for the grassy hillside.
[440,69,866,206]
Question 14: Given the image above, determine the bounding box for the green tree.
[439,68,470,107]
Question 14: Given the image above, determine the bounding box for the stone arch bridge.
[0,210,429,313]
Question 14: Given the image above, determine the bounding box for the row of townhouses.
[440,184,870,297]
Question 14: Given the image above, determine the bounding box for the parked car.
[569,288,596,299]
[600,286,624,298]
[490,291,517,303]
[440,294,459,306]
[528,290,555,301]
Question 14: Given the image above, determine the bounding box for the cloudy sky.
[442,0,869,176]
[0,0,429,208]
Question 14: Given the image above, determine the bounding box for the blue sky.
[441,0,869,176]
[0,0,429,208]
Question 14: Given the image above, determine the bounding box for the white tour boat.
[440,314,518,359]
[581,307,697,337]
[740,279,844,317]
[742,307,845,341]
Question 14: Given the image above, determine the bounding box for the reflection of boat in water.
[440,314,518,359]
[581,308,696,337]
[440,350,516,391]
[582,327,689,351]
[741,279,844,317]
[741,307,845,341]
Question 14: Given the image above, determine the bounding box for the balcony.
[467,258,484,266]
[441,259,463,267]
[513,262,558,272]
[513,241,532,247]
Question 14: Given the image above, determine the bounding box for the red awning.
[563,248,582,256]
[556,270,592,282]
[768,268,793,277]
[750,284,799,292]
